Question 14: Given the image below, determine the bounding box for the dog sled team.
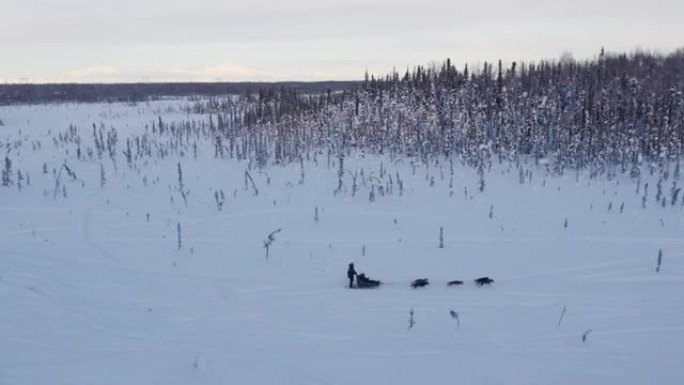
[347,263,494,289]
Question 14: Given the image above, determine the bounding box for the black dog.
[447,280,464,286]
[411,278,429,288]
[474,277,494,286]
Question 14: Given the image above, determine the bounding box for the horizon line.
[2,47,682,86]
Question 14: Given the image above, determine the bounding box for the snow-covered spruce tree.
[214,190,225,211]
[671,182,681,206]
[124,138,133,167]
[100,163,106,188]
[177,162,188,206]
[335,152,344,195]
[177,222,182,250]
[656,249,663,273]
[298,156,305,185]
[215,132,225,159]
[478,164,485,193]
[439,227,444,248]
[2,156,12,186]
[349,170,358,197]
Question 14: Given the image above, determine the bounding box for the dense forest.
[197,49,683,176]
[349,49,684,172]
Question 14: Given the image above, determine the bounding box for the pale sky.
[1,0,682,83]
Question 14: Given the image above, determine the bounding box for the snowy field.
[1,100,683,385]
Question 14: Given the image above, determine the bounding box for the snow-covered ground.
[1,101,683,385]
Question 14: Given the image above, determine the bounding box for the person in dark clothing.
[347,263,357,288]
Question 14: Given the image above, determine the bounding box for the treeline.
[7,49,684,175]
[223,49,684,173]
[0,81,357,105]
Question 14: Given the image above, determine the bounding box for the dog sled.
[355,273,381,289]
